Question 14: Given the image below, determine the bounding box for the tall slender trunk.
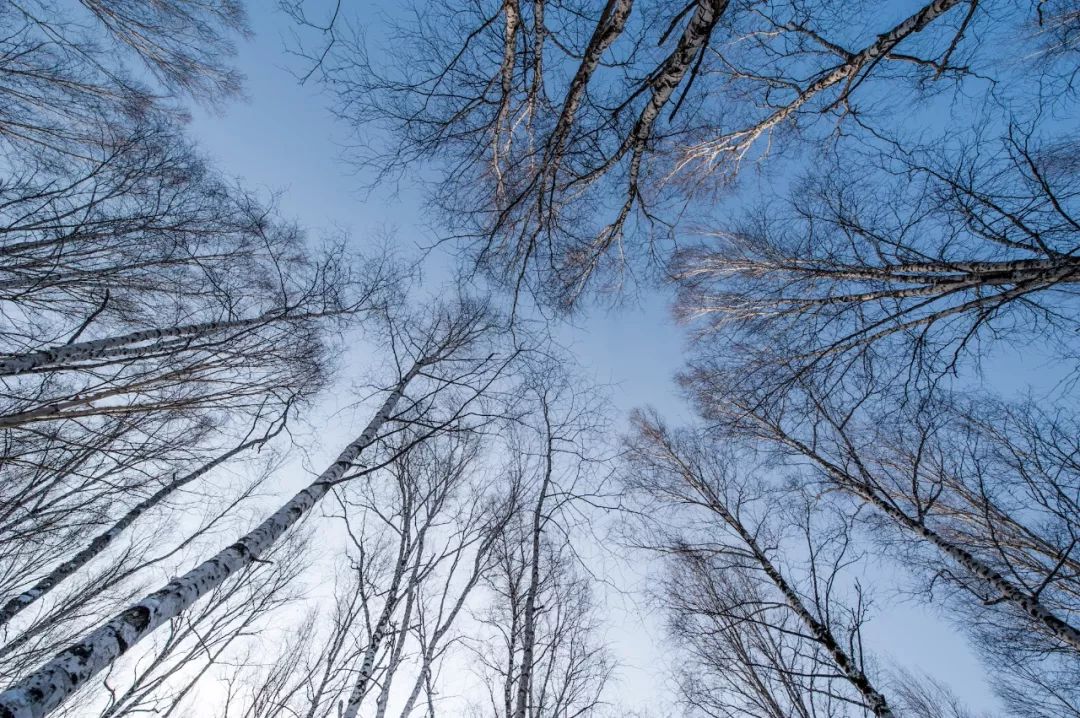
[339,491,415,718]
[0,365,418,718]
[503,583,520,718]
[372,557,421,718]
[398,530,497,718]
[856,477,1080,650]
[0,425,282,633]
[727,511,893,717]
[777,428,1080,652]
[0,307,340,377]
[513,406,554,718]
[644,419,894,717]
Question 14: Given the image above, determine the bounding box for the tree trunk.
[339,492,415,718]
[0,426,282,632]
[857,479,1080,651]
[731,516,893,718]
[0,366,417,718]
[0,307,339,377]
[513,407,554,718]
[781,430,1080,653]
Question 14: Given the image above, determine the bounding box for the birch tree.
[0,426,289,687]
[690,370,1080,714]
[0,297,517,718]
[0,0,246,158]
[198,372,529,718]
[672,124,1080,391]
[465,371,613,718]
[0,400,291,631]
[332,426,509,718]
[0,119,399,428]
[0,120,398,686]
[77,530,309,718]
[625,413,895,718]
[470,524,612,718]
[0,114,400,657]
[291,0,1026,308]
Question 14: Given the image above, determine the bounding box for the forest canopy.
[0,2,1077,717]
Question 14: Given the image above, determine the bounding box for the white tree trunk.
[513,414,554,718]
[0,307,336,377]
[856,480,1080,652]
[0,366,417,718]
[339,501,414,718]
[0,429,278,630]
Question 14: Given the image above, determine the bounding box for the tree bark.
[0,424,283,632]
[339,490,415,718]
[776,428,1080,653]
[0,365,418,718]
[513,403,554,718]
[0,308,338,377]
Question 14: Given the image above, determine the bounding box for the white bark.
[0,366,418,718]
[643,421,895,718]
[0,427,280,630]
[513,413,553,718]
[682,0,965,167]
[339,495,414,718]
[859,480,1080,652]
[780,430,1080,653]
[397,530,497,718]
[0,308,335,377]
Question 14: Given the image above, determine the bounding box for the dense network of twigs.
[0,1,1077,718]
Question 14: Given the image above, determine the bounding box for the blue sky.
[185,4,1005,712]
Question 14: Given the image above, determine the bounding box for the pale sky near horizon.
[182,4,1011,713]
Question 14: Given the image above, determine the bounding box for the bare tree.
[0,0,246,158]
[291,0,1015,308]
[0,119,400,431]
[0,108,404,667]
[465,370,613,718]
[333,425,510,718]
[672,124,1080,390]
[0,427,288,687]
[687,368,1080,712]
[887,668,995,718]
[80,529,309,718]
[201,365,530,718]
[625,413,894,718]
[470,521,612,718]
[0,113,403,693]
[0,297,519,718]
[0,399,291,630]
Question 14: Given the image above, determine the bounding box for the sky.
[183,4,1006,713]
